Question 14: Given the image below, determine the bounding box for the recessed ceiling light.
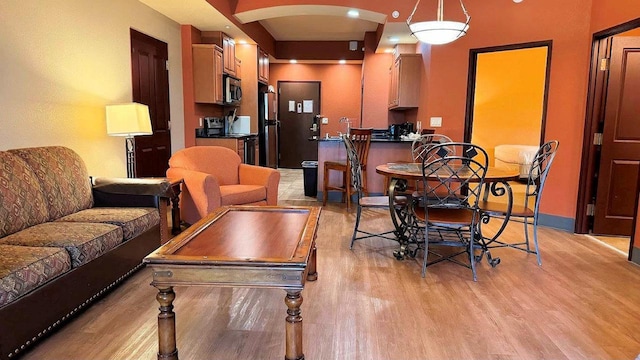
[388,36,400,43]
[513,0,523,2]
[290,59,298,64]
[237,40,247,45]
[347,10,359,18]
[339,60,347,64]
[384,48,394,53]
[225,25,230,29]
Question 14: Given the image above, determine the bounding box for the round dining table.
[375,162,520,263]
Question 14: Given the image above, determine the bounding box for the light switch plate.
[321,117,329,124]
[430,117,443,127]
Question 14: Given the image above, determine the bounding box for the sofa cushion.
[0,223,122,268]
[9,146,93,221]
[220,185,266,205]
[0,152,50,238]
[0,245,71,308]
[56,207,160,240]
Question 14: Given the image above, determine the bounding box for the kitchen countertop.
[318,136,414,143]
[196,133,258,139]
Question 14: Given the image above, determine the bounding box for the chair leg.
[470,230,478,282]
[345,170,351,212]
[350,204,363,249]
[523,217,531,251]
[323,166,329,206]
[532,215,542,266]
[421,229,429,277]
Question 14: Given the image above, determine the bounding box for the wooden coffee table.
[143,205,321,360]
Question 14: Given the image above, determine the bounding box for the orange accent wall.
[471,47,547,164]
[269,63,362,136]
[420,0,593,220]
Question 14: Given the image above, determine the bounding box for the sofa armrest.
[238,164,280,205]
[167,168,222,224]
[91,177,169,208]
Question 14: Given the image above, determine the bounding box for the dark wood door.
[593,36,640,235]
[278,81,320,168]
[130,29,171,177]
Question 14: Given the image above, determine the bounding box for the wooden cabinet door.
[223,35,236,77]
[193,44,224,104]
[389,54,421,110]
[258,48,269,84]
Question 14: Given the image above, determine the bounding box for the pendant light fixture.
[407,0,470,45]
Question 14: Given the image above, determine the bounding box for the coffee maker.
[204,117,225,136]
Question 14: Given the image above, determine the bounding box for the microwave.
[224,75,242,105]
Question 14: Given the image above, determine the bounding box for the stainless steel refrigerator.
[258,89,278,168]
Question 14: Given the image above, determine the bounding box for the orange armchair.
[167,146,280,225]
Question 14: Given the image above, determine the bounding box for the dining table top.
[376,162,520,182]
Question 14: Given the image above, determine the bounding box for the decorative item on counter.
[339,117,351,135]
[226,108,237,135]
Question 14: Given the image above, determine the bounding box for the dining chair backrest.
[412,134,454,163]
[343,134,364,199]
[348,128,373,168]
[421,142,489,210]
[525,140,559,211]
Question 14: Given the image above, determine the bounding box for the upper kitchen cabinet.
[192,44,224,104]
[200,31,237,78]
[222,34,236,77]
[388,54,421,110]
[258,47,269,84]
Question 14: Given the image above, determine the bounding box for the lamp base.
[126,136,136,178]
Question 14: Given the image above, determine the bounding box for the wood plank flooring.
[20,169,640,360]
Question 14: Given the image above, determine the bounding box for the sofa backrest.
[168,146,241,185]
[0,152,51,238]
[8,146,93,221]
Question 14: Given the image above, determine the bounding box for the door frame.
[463,40,553,144]
[575,18,640,240]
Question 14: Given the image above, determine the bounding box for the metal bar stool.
[322,128,372,211]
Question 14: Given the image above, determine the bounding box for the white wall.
[0,0,184,177]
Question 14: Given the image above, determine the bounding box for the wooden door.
[593,36,640,235]
[130,29,171,177]
[278,82,320,168]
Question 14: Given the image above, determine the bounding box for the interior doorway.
[576,19,640,260]
[277,81,321,169]
[130,29,171,177]
[464,41,552,205]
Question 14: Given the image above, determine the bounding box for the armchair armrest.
[167,168,222,225]
[91,177,170,208]
[238,164,280,205]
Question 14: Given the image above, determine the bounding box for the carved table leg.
[156,286,178,360]
[284,291,304,360]
[306,242,318,281]
[170,183,182,235]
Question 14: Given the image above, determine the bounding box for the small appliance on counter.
[229,115,250,134]
[204,117,225,136]
[389,122,415,139]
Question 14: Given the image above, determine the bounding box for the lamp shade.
[408,20,469,45]
[105,103,153,137]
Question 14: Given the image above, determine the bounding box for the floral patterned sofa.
[0,146,166,359]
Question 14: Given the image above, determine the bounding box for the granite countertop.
[318,136,414,143]
[196,133,258,139]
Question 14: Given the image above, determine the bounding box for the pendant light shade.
[407,0,470,45]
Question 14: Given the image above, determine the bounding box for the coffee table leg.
[307,243,318,281]
[156,286,178,360]
[284,290,304,360]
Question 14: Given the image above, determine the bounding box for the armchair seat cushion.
[0,222,122,268]
[56,207,160,240]
[0,245,71,307]
[220,185,267,206]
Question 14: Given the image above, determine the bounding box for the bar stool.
[322,128,372,211]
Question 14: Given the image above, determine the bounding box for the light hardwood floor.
[21,169,640,360]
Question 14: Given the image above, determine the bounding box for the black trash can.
[301,161,318,197]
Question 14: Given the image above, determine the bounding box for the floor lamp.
[105,103,153,178]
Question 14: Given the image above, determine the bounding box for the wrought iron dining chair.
[412,142,488,280]
[323,128,372,211]
[411,134,454,162]
[344,134,406,249]
[478,140,559,265]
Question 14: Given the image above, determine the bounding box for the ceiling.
[139,0,417,57]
